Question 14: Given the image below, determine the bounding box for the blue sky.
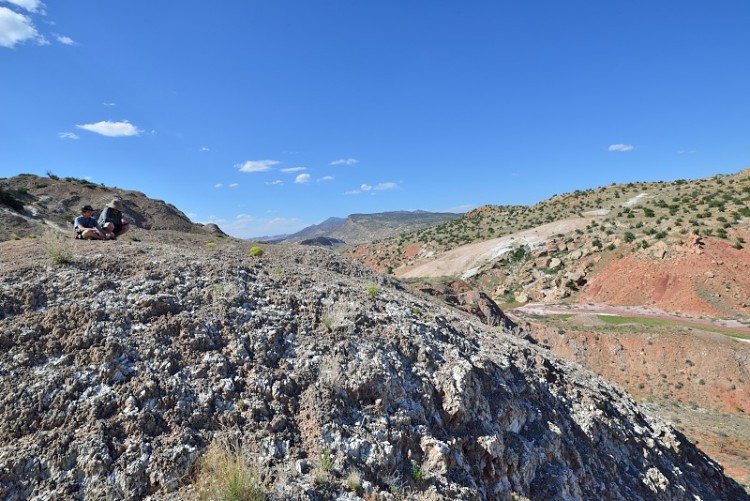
[2,1,749,238]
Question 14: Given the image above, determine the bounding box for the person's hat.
[81,204,94,212]
[106,197,124,210]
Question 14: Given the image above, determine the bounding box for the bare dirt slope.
[514,315,750,487]
[581,230,750,319]
[397,217,591,279]
[1,236,747,500]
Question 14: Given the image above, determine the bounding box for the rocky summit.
[0,235,747,500]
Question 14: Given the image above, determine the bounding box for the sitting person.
[74,205,107,240]
[98,197,131,239]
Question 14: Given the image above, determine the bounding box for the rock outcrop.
[0,237,747,500]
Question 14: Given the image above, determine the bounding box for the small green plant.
[367,285,379,299]
[213,283,227,296]
[206,242,217,249]
[249,246,264,257]
[10,233,21,240]
[45,231,74,265]
[411,460,424,482]
[346,471,362,493]
[320,445,333,472]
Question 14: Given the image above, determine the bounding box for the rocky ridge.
[0,236,747,500]
[0,174,214,241]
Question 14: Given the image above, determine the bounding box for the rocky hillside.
[345,168,750,317]
[274,211,460,245]
[0,174,219,241]
[1,235,747,500]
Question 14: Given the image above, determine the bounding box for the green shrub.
[249,246,264,257]
[412,461,424,482]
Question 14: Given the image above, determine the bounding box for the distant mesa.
[274,210,460,246]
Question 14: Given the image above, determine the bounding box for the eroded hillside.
[345,168,750,319]
[1,236,747,499]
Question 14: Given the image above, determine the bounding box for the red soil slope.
[582,230,750,319]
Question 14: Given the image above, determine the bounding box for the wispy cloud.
[266,180,284,186]
[229,183,239,188]
[295,173,311,184]
[216,214,308,239]
[348,181,397,195]
[214,183,223,188]
[677,149,696,155]
[446,203,474,213]
[318,176,334,182]
[0,6,43,48]
[58,131,79,140]
[3,0,45,13]
[330,158,359,166]
[281,167,306,173]
[608,144,634,152]
[76,120,142,137]
[237,160,279,173]
[54,34,74,45]
[103,102,116,107]
[374,182,397,191]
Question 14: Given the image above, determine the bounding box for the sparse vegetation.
[194,438,267,501]
[0,187,25,212]
[249,246,264,257]
[45,231,75,265]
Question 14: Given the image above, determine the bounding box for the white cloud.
[76,120,142,137]
[58,131,79,140]
[360,184,372,191]
[295,173,311,184]
[55,34,73,45]
[200,146,210,152]
[229,183,239,188]
[281,167,306,173]
[330,158,359,166]
[219,214,308,239]
[214,183,223,188]
[266,180,284,186]
[345,189,361,195]
[237,160,279,173]
[318,176,334,182]
[3,0,45,13]
[608,144,634,152]
[103,102,116,107]
[0,6,42,48]
[374,182,397,191]
[445,203,474,213]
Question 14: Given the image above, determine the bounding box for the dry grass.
[193,437,267,501]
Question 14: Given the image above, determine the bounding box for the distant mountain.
[276,211,460,245]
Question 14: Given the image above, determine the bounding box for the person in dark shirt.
[98,197,131,239]
[73,205,106,240]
